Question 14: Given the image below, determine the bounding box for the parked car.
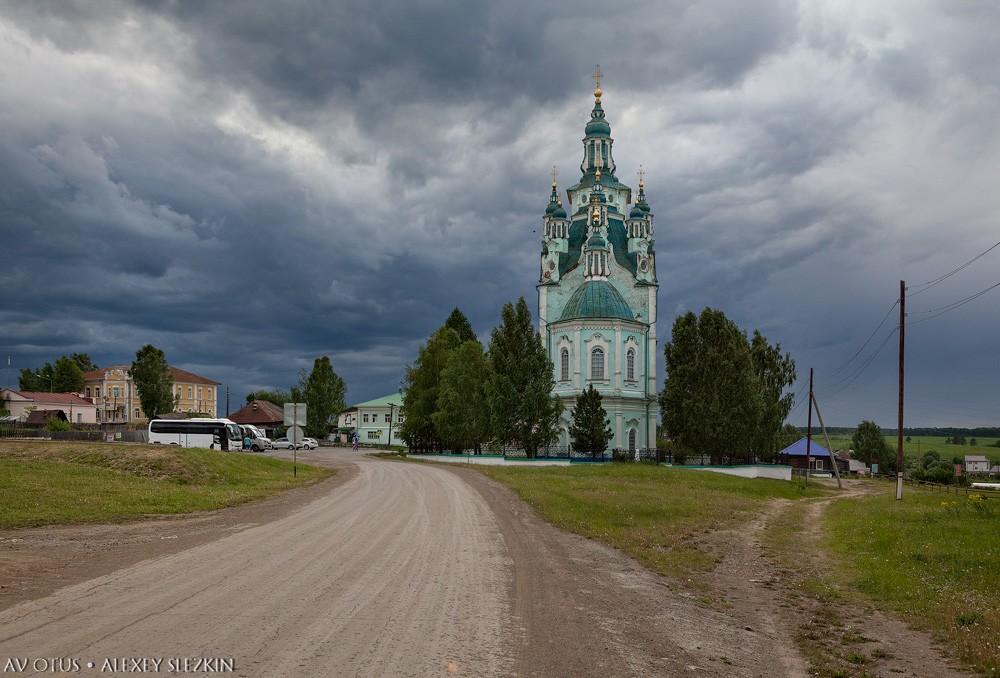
[300,437,318,450]
[271,437,297,450]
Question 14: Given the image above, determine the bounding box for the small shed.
[229,400,285,437]
[24,409,68,426]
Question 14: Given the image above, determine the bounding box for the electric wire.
[909,238,1000,297]
[828,326,898,395]
[828,298,899,377]
[909,280,1000,325]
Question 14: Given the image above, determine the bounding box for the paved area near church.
[0,448,973,677]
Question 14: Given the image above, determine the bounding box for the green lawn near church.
[479,462,827,578]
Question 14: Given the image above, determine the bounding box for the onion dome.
[585,99,611,138]
[559,280,635,322]
[553,199,567,219]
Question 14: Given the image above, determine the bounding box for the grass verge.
[479,462,826,579]
[824,486,1000,675]
[0,441,333,528]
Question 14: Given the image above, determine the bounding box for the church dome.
[629,203,644,219]
[553,203,567,219]
[586,233,608,249]
[559,280,635,322]
[585,103,611,138]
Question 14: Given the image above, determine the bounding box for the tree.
[52,356,84,393]
[659,308,761,464]
[245,390,291,407]
[71,353,99,373]
[851,420,895,473]
[400,326,462,452]
[485,297,561,457]
[131,344,175,420]
[970,438,978,447]
[300,357,346,439]
[19,363,54,391]
[749,330,796,462]
[433,340,493,453]
[569,385,613,458]
[444,308,478,345]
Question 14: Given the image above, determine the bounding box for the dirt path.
[0,452,974,677]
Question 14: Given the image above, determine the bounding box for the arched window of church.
[628,429,637,453]
[626,348,635,382]
[591,347,605,380]
[560,348,570,382]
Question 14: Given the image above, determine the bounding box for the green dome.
[553,203,567,219]
[585,103,611,137]
[629,203,644,219]
[559,281,635,322]
[586,233,608,249]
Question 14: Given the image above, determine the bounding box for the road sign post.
[284,403,307,477]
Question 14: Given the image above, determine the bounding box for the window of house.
[560,348,570,381]
[187,387,192,398]
[198,387,203,399]
[385,413,391,423]
[95,387,100,398]
[85,387,91,397]
[134,408,140,418]
[113,386,119,398]
[590,347,605,380]
[368,431,380,440]
[363,414,369,423]
[626,348,635,382]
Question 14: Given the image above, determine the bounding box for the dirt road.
[0,449,972,677]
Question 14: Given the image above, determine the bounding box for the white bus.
[148,418,243,450]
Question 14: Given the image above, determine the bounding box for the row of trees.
[400,302,562,456]
[18,354,99,392]
[659,308,796,464]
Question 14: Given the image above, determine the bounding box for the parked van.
[239,425,272,452]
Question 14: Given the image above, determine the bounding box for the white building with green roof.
[538,74,658,454]
[336,393,404,446]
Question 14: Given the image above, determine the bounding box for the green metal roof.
[352,393,403,409]
[559,280,635,322]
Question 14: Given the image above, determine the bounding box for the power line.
[828,325,898,395]
[909,238,1000,297]
[828,298,899,377]
[909,280,1000,325]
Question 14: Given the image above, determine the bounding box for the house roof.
[352,393,403,409]
[965,455,989,463]
[25,409,68,424]
[229,400,285,425]
[83,365,219,385]
[2,390,95,406]
[778,437,834,457]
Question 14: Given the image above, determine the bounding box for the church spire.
[580,64,616,180]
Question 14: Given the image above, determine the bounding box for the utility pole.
[811,389,842,489]
[805,367,813,483]
[897,280,905,500]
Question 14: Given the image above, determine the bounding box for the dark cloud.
[0,0,997,426]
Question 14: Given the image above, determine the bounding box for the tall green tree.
[131,344,175,420]
[52,356,84,393]
[19,363,54,391]
[485,297,561,458]
[659,308,761,464]
[569,385,613,458]
[300,356,346,438]
[400,327,462,452]
[851,420,896,473]
[433,340,493,453]
[444,308,478,345]
[71,353,99,373]
[749,330,796,462]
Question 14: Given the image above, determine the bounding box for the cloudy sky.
[1,0,997,429]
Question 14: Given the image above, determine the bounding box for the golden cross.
[592,64,603,91]
[637,165,645,187]
[551,165,558,186]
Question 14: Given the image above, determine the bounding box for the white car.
[300,437,318,450]
[270,437,297,450]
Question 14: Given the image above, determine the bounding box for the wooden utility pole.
[805,367,813,483]
[811,391,842,489]
[897,280,905,500]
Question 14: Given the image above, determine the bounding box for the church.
[537,72,658,454]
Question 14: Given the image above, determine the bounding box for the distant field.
[0,441,332,528]
[815,433,1000,466]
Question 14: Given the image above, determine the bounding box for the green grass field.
[0,441,332,528]
[479,462,827,578]
[824,484,1000,675]
[818,434,1000,468]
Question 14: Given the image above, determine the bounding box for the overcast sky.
[1,0,998,429]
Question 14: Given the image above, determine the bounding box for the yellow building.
[83,365,220,423]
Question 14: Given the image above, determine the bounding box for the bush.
[44,418,72,432]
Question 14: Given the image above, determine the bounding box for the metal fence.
[0,427,148,443]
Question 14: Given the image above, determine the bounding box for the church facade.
[537,77,658,453]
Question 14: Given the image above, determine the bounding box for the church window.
[590,347,605,380]
[626,348,636,382]
[628,429,637,453]
[560,348,570,381]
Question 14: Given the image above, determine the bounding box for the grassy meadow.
[825,484,1000,675]
[818,433,1000,468]
[0,441,332,528]
[479,462,828,578]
